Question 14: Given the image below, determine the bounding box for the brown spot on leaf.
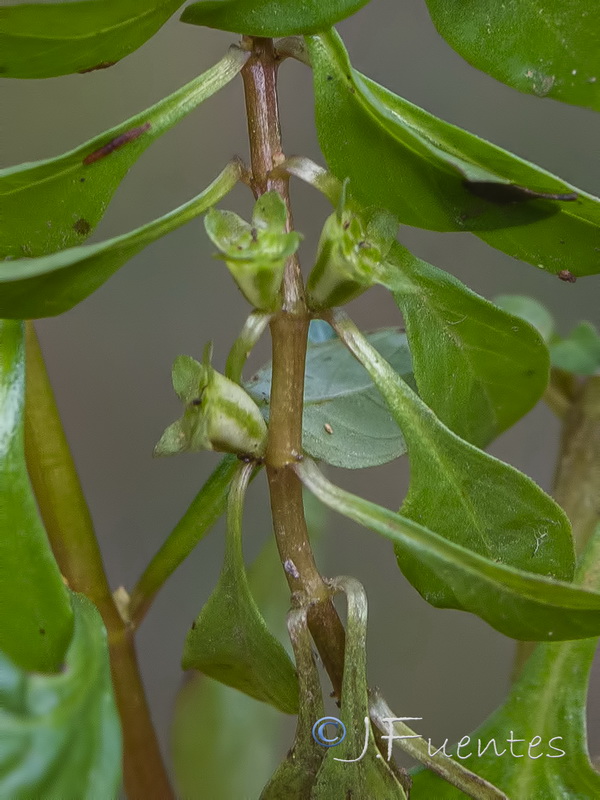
[464,181,578,205]
[73,218,91,236]
[39,628,46,636]
[78,61,117,74]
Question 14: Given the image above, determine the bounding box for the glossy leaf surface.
[0,0,183,78]
[0,320,72,672]
[172,538,290,799]
[182,464,299,713]
[247,329,413,468]
[381,244,550,446]
[425,1,600,111]
[181,0,372,36]
[307,31,600,276]
[0,161,241,318]
[298,459,600,641]
[0,48,247,259]
[410,525,600,799]
[494,295,555,343]
[332,315,574,594]
[0,593,122,799]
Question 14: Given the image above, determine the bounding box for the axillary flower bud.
[154,344,267,459]
[205,191,302,311]
[307,182,398,310]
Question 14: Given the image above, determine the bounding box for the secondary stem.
[241,37,346,697]
[24,323,174,800]
[513,375,600,679]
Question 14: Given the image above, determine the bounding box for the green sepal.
[154,346,267,459]
[307,182,398,309]
[205,191,301,311]
[181,463,299,714]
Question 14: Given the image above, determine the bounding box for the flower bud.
[205,191,302,311]
[307,183,397,309]
[154,345,267,459]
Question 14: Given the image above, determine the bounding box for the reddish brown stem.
[241,37,346,697]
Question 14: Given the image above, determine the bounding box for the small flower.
[205,191,302,311]
[307,182,397,309]
[154,344,267,459]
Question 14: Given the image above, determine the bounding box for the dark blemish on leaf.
[251,227,258,242]
[73,218,91,236]
[78,61,118,73]
[191,621,196,630]
[83,122,151,165]
[525,369,536,377]
[39,628,46,636]
[559,239,565,244]
[464,180,578,205]
[558,270,577,283]
[79,177,86,183]
[327,75,333,81]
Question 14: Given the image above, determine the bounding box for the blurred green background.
[3,0,599,787]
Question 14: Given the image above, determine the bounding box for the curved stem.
[24,323,174,800]
[129,454,240,628]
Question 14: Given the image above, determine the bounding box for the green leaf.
[551,322,600,376]
[306,30,600,277]
[425,0,600,112]
[493,295,555,343]
[410,525,600,799]
[0,0,184,79]
[381,244,550,446]
[297,459,600,641]
[172,537,291,800]
[0,48,247,259]
[182,463,299,714]
[246,329,413,469]
[0,593,122,799]
[331,314,574,593]
[0,320,72,673]
[0,161,241,319]
[172,674,283,800]
[310,578,408,799]
[181,0,372,36]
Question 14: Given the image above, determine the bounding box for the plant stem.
[24,322,174,800]
[241,37,346,698]
[513,375,600,680]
